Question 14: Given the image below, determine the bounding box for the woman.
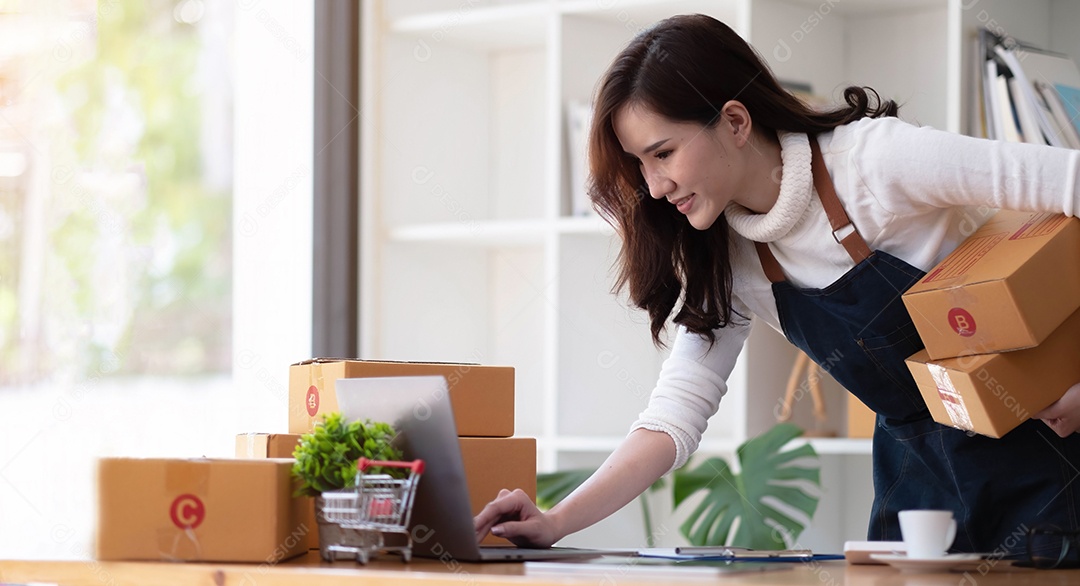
[473,13,1080,554]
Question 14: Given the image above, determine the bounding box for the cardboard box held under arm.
[905,307,1080,438]
[902,211,1080,360]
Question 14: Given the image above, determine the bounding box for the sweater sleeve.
[629,299,752,473]
[846,117,1080,216]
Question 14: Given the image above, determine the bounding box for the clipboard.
[526,557,791,577]
[638,546,844,562]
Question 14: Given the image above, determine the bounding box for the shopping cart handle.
[358,457,425,475]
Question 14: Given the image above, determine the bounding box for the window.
[0,0,312,558]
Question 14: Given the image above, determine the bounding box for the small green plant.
[292,412,404,496]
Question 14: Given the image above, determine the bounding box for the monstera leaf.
[536,468,595,510]
[672,423,821,549]
[536,468,668,546]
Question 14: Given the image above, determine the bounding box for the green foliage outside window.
[0,0,231,381]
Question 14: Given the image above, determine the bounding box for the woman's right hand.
[473,488,560,548]
[473,429,676,549]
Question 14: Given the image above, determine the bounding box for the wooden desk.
[1,551,1076,586]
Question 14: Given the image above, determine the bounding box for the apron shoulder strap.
[756,136,872,284]
[755,241,787,283]
[812,138,873,266]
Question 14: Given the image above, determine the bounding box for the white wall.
[231,0,314,433]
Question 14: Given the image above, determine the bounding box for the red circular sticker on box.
[948,308,976,337]
[170,494,205,530]
[306,385,320,416]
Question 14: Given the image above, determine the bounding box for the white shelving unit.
[359,0,1080,552]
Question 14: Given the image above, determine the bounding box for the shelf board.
[389,3,549,51]
[802,437,873,455]
[387,216,615,246]
[558,0,946,30]
[542,436,623,452]
[555,215,614,236]
[699,437,872,456]
[540,435,739,454]
[389,218,548,246]
[559,0,742,32]
[783,0,944,16]
[539,435,872,456]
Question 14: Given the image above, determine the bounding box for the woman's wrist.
[545,505,573,544]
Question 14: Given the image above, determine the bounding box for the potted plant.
[537,423,822,549]
[291,412,406,558]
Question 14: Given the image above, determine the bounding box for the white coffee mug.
[898,510,957,559]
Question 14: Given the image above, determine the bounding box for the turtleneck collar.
[723,131,813,242]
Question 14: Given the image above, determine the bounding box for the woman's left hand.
[1034,382,1080,437]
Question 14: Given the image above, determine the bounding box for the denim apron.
[753,138,1080,554]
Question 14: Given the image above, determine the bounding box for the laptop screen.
[335,375,486,561]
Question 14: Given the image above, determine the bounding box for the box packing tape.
[928,363,974,431]
[158,460,210,561]
[309,362,326,416]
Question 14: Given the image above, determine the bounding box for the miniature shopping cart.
[317,457,425,564]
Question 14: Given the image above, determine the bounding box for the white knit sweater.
[631,116,1080,471]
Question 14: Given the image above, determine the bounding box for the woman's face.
[613,102,747,231]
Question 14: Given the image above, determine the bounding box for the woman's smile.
[670,193,695,214]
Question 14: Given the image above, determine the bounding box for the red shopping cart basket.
[317,458,425,563]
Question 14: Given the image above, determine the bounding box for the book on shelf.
[1008,76,1043,143]
[977,28,1080,149]
[981,49,999,140]
[972,30,990,139]
[990,68,1022,143]
[1035,81,1080,149]
[993,44,1061,146]
[1053,83,1080,141]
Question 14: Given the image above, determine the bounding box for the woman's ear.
[721,100,753,147]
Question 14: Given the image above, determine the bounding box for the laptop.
[335,375,610,562]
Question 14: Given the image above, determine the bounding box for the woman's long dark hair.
[589,14,898,346]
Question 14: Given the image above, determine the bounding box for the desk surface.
[1,551,1076,586]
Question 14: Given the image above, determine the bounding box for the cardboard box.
[96,458,310,562]
[236,432,301,459]
[905,307,1080,438]
[846,394,877,439]
[459,437,537,546]
[289,359,515,437]
[235,433,318,550]
[902,211,1080,359]
[235,433,537,546]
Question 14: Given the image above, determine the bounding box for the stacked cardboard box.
[284,359,534,547]
[234,433,319,552]
[237,432,537,546]
[902,211,1080,437]
[288,359,515,437]
[96,358,533,562]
